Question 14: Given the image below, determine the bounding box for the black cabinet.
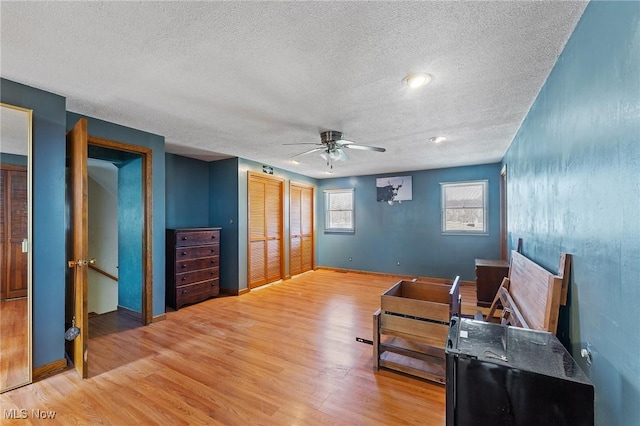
[446,318,594,426]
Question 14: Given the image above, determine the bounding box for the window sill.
[441,232,489,236]
[324,229,355,234]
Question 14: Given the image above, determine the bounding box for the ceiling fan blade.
[282,143,322,146]
[292,147,326,157]
[341,143,386,153]
[335,148,349,161]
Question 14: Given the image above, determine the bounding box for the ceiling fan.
[285,131,386,167]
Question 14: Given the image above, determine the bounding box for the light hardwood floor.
[0,298,29,391]
[2,270,482,425]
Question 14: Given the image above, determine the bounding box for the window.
[441,180,488,234]
[324,188,354,233]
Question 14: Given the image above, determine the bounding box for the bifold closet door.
[248,173,283,289]
[290,182,314,276]
[0,165,28,300]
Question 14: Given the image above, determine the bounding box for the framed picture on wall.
[376,176,412,203]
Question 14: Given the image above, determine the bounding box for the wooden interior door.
[248,172,283,289]
[289,182,314,276]
[66,118,89,378]
[0,165,28,300]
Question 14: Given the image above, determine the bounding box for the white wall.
[88,163,119,314]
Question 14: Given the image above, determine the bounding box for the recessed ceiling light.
[403,73,432,88]
[325,171,333,175]
[429,136,447,144]
[290,160,300,165]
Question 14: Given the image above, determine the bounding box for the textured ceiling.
[0,1,587,179]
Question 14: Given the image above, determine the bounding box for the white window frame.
[324,188,355,233]
[440,180,488,235]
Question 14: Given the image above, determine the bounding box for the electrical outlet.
[581,341,594,366]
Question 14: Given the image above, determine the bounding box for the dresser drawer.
[175,279,219,309]
[176,244,219,260]
[175,229,220,247]
[177,256,219,272]
[176,267,219,285]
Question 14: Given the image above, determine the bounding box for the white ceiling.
[0,104,30,156]
[0,1,587,179]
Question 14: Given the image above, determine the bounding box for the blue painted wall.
[67,112,166,317]
[165,153,210,228]
[164,154,238,291]
[1,78,67,368]
[502,2,639,425]
[317,164,501,280]
[118,157,143,311]
[209,157,240,292]
[167,155,318,292]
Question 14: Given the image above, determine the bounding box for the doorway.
[65,119,153,378]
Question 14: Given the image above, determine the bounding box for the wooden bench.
[485,250,571,334]
[373,276,460,384]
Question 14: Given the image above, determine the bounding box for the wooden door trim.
[289,181,315,275]
[87,135,153,326]
[247,172,284,289]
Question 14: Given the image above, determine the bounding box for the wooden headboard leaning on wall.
[486,250,571,334]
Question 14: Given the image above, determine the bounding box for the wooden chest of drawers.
[166,228,221,310]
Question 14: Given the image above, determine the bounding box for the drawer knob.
[182,277,186,281]
[211,282,216,287]
[212,235,216,239]
[182,289,188,294]
[181,264,186,269]
[182,236,187,241]
[182,251,187,255]
[211,271,215,275]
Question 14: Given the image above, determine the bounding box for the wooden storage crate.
[374,277,460,384]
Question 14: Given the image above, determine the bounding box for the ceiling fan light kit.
[286,130,386,169]
[284,71,434,172]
